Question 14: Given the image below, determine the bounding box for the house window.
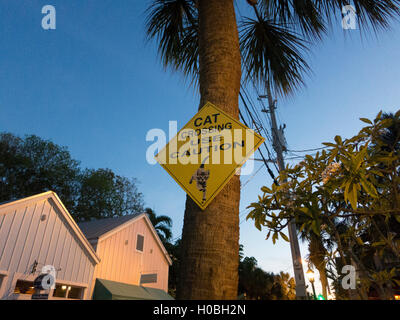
[53,284,84,299]
[0,275,4,291]
[68,286,84,299]
[53,284,68,298]
[14,280,35,295]
[136,234,144,252]
[140,273,157,284]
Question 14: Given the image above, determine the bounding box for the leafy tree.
[145,207,173,244]
[247,110,400,299]
[273,271,296,300]
[76,168,144,221]
[238,252,296,300]
[0,133,80,210]
[0,132,144,222]
[239,256,271,299]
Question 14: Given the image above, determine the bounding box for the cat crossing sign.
[155,102,264,210]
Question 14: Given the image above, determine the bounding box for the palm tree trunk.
[316,264,328,299]
[309,236,328,299]
[177,0,241,299]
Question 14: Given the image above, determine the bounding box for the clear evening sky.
[1,1,399,294]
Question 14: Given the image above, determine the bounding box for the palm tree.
[147,0,241,299]
[296,212,330,299]
[273,271,296,300]
[145,0,400,300]
[308,235,329,299]
[145,208,173,244]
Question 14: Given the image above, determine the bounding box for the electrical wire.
[239,106,279,186]
[241,164,265,189]
[287,147,328,152]
[239,89,278,171]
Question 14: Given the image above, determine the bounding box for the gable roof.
[0,191,100,264]
[78,213,172,265]
[78,214,141,240]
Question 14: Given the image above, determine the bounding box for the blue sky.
[1,1,400,295]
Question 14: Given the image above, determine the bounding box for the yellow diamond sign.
[155,102,265,210]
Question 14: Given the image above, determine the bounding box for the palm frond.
[260,0,400,38]
[156,225,173,240]
[317,0,400,32]
[239,14,311,96]
[154,215,173,227]
[144,207,173,241]
[145,0,199,81]
[260,0,326,39]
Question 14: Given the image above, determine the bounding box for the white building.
[78,213,173,299]
[0,191,173,300]
[0,191,100,300]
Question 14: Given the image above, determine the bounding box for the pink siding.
[92,217,169,293]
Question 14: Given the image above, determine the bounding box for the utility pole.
[260,83,307,299]
[246,0,307,299]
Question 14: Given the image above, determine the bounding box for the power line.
[241,84,274,144]
[239,100,279,186]
[241,163,264,189]
[239,88,277,169]
[239,210,250,225]
[243,88,275,149]
[287,147,328,153]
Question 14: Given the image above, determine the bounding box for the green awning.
[92,278,174,300]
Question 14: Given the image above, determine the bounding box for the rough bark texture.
[309,237,328,299]
[177,0,241,299]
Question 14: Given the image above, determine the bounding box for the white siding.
[0,196,97,300]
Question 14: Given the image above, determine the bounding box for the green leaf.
[334,135,342,145]
[340,157,351,170]
[354,147,367,170]
[261,186,272,194]
[329,149,338,162]
[255,217,262,231]
[344,181,351,204]
[371,241,385,247]
[300,207,313,217]
[279,232,289,242]
[393,279,400,287]
[322,142,336,147]
[272,232,278,244]
[360,118,372,125]
[375,111,383,123]
[368,169,384,177]
[347,183,358,210]
[376,156,395,163]
[360,177,378,198]
[305,155,314,161]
